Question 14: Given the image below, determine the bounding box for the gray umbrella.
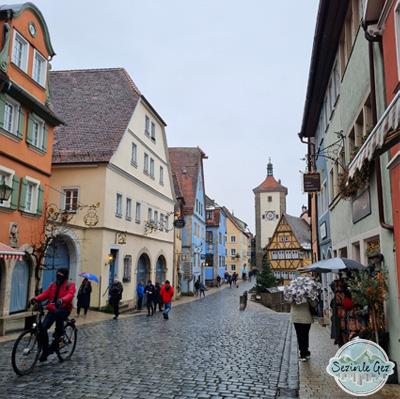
[297,257,366,273]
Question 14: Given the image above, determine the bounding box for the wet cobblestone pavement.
[0,282,299,399]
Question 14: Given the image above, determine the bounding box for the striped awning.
[0,243,25,261]
[348,92,400,178]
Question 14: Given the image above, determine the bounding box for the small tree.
[254,255,278,294]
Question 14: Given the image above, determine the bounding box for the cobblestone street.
[0,282,299,399]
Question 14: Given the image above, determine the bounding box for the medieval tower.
[253,159,288,267]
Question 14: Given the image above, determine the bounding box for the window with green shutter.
[26,112,47,152]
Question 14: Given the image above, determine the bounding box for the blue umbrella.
[79,272,99,283]
[241,269,246,274]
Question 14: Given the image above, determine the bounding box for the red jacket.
[35,280,76,313]
[160,284,174,303]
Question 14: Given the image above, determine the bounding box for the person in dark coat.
[76,278,92,317]
[194,279,200,296]
[109,278,123,320]
[144,280,155,317]
[153,281,163,312]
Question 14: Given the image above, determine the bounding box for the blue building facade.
[168,147,208,294]
[205,196,227,285]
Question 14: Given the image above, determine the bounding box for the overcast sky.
[20,0,319,233]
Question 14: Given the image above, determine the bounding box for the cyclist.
[30,268,76,362]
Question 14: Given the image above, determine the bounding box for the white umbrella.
[283,276,322,304]
[297,258,366,273]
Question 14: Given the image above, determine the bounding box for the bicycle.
[11,303,77,376]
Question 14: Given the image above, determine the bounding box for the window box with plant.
[337,131,374,200]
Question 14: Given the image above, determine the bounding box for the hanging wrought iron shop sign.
[303,172,321,193]
[173,219,186,229]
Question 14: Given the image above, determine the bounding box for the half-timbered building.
[266,214,311,285]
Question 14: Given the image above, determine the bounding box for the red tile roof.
[49,68,141,164]
[253,175,288,193]
[168,147,206,212]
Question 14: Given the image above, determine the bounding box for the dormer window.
[33,50,47,87]
[12,30,29,73]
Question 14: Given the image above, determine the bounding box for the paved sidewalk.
[299,322,400,399]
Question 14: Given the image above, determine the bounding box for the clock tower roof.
[253,159,288,194]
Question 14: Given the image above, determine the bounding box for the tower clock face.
[266,211,275,221]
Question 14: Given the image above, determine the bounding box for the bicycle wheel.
[11,330,40,375]
[56,322,77,361]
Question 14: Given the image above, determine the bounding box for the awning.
[348,92,400,178]
[0,243,25,261]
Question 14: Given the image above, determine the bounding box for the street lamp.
[0,183,12,204]
[105,253,113,266]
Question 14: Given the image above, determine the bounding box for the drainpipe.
[364,26,394,232]
[298,133,320,260]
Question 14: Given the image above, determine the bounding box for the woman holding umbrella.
[284,276,321,362]
[291,299,317,362]
[76,278,92,317]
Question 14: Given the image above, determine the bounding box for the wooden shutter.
[26,113,34,145]
[42,124,48,152]
[18,177,27,211]
[17,106,25,139]
[37,184,44,215]
[10,175,20,210]
[0,94,6,129]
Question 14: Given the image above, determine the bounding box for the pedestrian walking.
[76,277,92,317]
[232,272,238,286]
[109,278,123,320]
[228,276,233,288]
[199,281,206,298]
[248,270,252,282]
[153,281,163,312]
[290,299,316,362]
[144,280,155,317]
[136,280,144,310]
[216,275,221,288]
[194,279,200,296]
[160,280,174,320]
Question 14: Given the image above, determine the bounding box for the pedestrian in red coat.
[160,280,174,319]
[30,268,76,362]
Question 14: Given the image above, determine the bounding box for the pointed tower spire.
[267,157,273,177]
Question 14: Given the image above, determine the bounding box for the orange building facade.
[0,3,62,322]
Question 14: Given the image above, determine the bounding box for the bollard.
[240,291,248,311]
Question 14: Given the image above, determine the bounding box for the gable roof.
[284,214,311,250]
[222,206,250,238]
[168,147,207,212]
[49,68,141,164]
[0,2,56,57]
